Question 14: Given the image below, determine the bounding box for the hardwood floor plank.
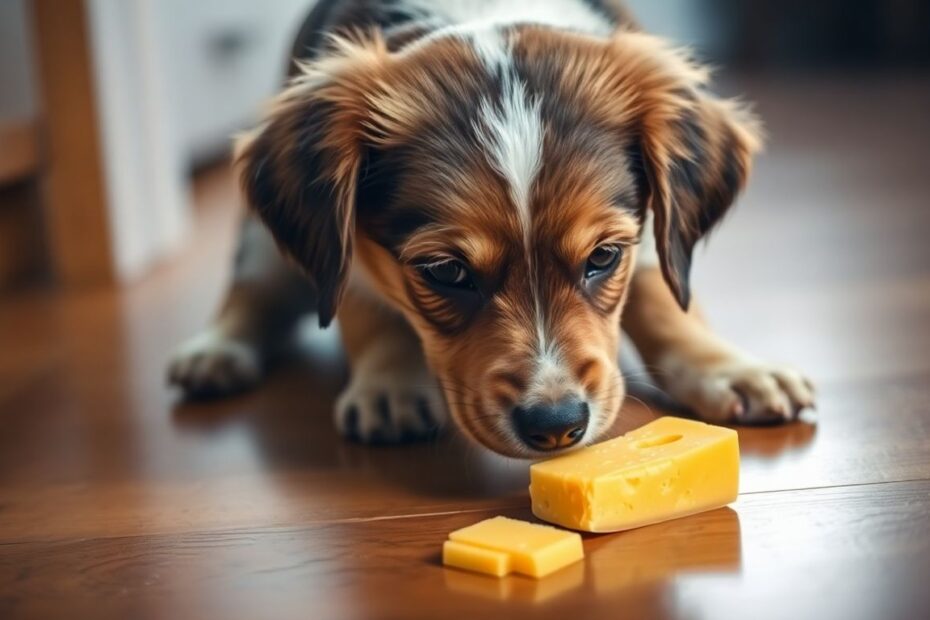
[2,262,929,542]
[2,360,929,542]
[2,480,928,620]
[1,76,929,617]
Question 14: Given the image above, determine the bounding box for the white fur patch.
[529,347,570,402]
[403,0,612,70]
[167,327,261,394]
[445,24,512,68]
[334,356,447,442]
[475,74,543,230]
[473,57,550,368]
[399,0,613,36]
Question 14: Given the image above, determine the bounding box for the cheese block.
[442,516,584,578]
[530,417,739,532]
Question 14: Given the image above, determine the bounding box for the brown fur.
[230,25,767,455]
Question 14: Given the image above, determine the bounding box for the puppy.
[168,0,815,457]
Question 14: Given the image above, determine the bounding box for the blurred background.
[0,0,928,293]
[2,3,930,618]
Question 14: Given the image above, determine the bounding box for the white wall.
[626,0,727,58]
[0,0,36,123]
[83,0,314,282]
[85,0,189,281]
[154,0,313,164]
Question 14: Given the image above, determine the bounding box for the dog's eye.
[420,259,474,290]
[585,245,622,279]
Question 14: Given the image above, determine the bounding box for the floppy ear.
[639,88,762,310]
[642,90,761,310]
[600,31,763,309]
[235,37,387,327]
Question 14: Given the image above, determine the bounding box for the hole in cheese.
[635,434,683,449]
[529,418,739,532]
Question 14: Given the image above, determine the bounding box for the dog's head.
[236,27,761,457]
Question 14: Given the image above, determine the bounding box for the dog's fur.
[168,0,815,457]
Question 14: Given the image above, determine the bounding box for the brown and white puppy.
[168,0,815,457]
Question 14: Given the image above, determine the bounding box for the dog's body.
[168,0,814,457]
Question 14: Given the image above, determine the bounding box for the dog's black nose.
[512,397,589,451]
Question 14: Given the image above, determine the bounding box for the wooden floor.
[2,76,930,620]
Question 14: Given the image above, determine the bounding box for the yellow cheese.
[442,516,584,578]
[530,417,739,533]
[442,541,510,577]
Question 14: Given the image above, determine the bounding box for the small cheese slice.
[530,417,739,533]
[442,541,510,577]
[442,516,584,578]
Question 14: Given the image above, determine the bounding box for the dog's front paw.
[167,329,261,398]
[663,356,816,425]
[335,369,447,444]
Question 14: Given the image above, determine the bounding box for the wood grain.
[1,365,929,543]
[1,77,929,618]
[1,482,928,620]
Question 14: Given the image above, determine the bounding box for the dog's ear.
[639,91,762,309]
[235,36,388,327]
[609,33,763,309]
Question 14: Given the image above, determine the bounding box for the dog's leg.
[167,215,316,397]
[334,285,447,443]
[623,266,816,424]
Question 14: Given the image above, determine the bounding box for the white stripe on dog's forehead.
[470,35,553,361]
[406,24,544,227]
[476,71,543,230]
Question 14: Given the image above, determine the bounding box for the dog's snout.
[512,397,589,451]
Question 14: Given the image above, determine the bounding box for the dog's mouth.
[435,360,625,457]
[445,395,610,459]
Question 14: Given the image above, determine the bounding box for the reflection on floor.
[1,76,929,619]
